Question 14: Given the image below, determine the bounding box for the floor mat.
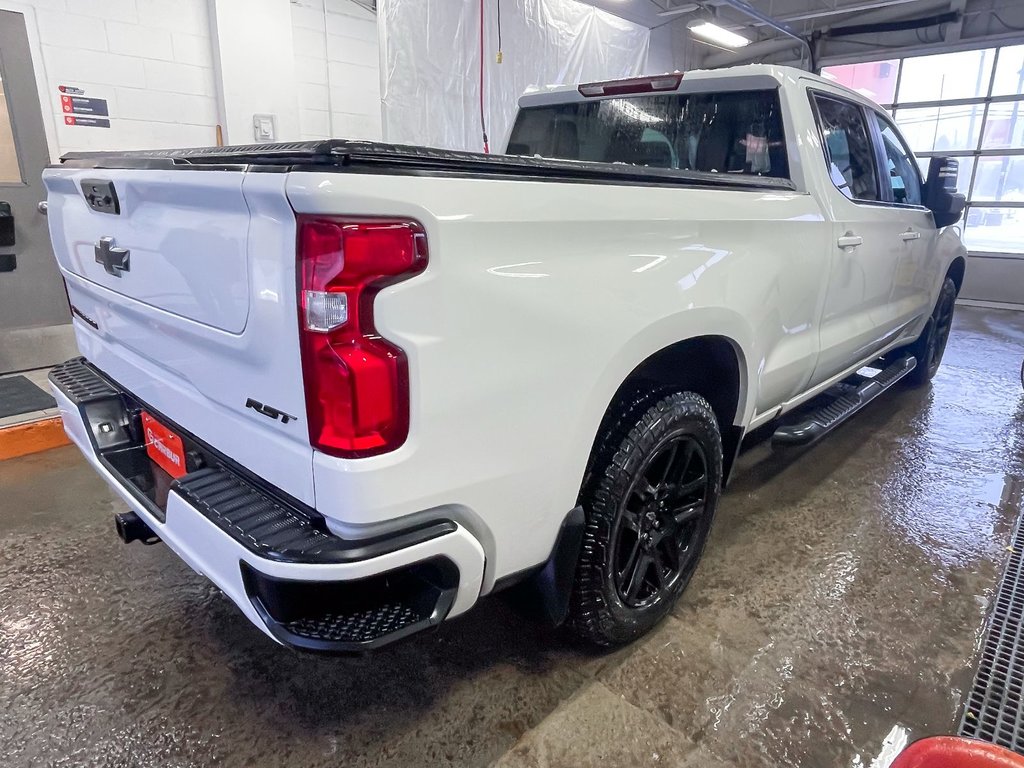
[959,478,1024,753]
[0,375,57,419]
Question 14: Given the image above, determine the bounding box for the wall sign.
[64,116,110,128]
[57,86,111,128]
[60,94,108,117]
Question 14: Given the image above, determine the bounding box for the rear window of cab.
[506,88,789,180]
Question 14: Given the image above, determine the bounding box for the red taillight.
[297,216,427,458]
[577,73,684,98]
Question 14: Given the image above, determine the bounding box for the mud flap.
[529,505,586,626]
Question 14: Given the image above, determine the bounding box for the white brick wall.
[28,0,218,156]
[290,0,382,142]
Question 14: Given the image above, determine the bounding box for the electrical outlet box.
[253,114,277,143]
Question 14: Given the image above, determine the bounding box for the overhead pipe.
[818,0,950,31]
[705,0,950,68]
[828,10,960,38]
[717,0,927,31]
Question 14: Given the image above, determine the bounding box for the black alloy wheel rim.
[610,433,710,609]
[928,291,955,374]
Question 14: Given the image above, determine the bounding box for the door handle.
[0,201,13,248]
[837,233,863,250]
[0,201,13,272]
[900,229,921,241]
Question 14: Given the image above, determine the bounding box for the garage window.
[824,45,1024,256]
[506,89,789,179]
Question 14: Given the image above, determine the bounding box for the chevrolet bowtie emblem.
[95,236,130,277]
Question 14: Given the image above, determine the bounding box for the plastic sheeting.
[378,0,650,152]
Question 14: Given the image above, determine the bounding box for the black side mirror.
[924,156,966,228]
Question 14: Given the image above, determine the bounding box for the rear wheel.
[568,390,722,647]
[906,277,957,387]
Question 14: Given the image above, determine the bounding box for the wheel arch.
[587,334,749,486]
[947,255,966,294]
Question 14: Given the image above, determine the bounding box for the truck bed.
[58,139,797,192]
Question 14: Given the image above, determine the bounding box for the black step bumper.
[48,357,483,652]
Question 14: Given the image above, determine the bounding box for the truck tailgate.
[47,170,251,333]
[42,168,315,506]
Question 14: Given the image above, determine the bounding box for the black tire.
[906,277,957,386]
[568,390,723,647]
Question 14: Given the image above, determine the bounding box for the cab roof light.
[577,73,684,98]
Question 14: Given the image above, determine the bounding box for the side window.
[871,113,923,206]
[812,94,879,202]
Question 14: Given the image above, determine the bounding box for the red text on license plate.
[141,411,187,479]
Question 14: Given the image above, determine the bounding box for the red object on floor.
[892,737,1024,768]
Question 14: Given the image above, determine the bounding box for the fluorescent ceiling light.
[687,21,750,49]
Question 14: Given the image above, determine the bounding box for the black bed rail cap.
[55,139,797,192]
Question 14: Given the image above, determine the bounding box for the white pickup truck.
[43,64,966,652]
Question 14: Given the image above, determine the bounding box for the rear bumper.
[49,358,486,652]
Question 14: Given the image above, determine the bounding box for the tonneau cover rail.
[58,139,797,191]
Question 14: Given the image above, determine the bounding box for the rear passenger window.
[871,113,923,206]
[812,94,879,202]
[506,89,789,179]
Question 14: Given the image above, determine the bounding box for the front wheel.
[906,277,957,387]
[568,390,723,647]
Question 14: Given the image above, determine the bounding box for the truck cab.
[506,66,965,426]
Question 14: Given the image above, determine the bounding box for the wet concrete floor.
[2,305,1024,768]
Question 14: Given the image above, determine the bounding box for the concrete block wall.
[26,0,217,157]
[290,0,382,142]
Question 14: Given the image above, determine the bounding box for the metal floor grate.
[959,503,1024,752]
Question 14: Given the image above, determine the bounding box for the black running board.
[772,356,916,448]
